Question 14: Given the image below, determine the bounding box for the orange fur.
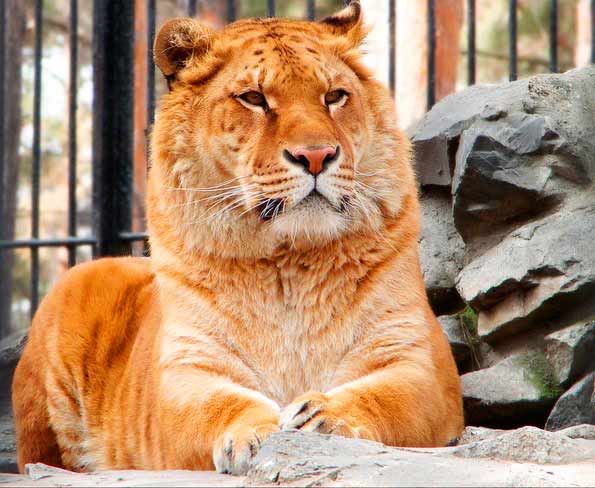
[12,2,463,475]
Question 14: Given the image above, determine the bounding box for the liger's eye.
[237,91,269,110]
[325,89,348,106]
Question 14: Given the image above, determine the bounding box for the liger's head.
[148,1,415,258]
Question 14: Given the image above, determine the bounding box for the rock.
[437,314,471,366]
[418,187,465,315]
[1,464,243,486]
[544,321,595,388]
[413,66,595,349]
[461,354,560,427]
[451,426,595,464]
[451,118,556,242]
[456,204,595,343]
[247,431,595,487]
[456,426,506,445]
[557,423,595,440]
[0,331,27,368]
[2,430,595,486]
[545,373,595,432]
[413,66,595,189]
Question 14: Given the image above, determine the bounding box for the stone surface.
[437,314,471,365]
[546,373,595,432]
[413,66,595,349]
[557,423,595,440]
[544,321,595,388]
[457,204,595,342]
[451,426,595,464]
[0,331,26,368]
[419,187,465,315]
[461,354,559,427]
[3,429,595,486]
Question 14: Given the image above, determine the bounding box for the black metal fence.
[0,0,594,334]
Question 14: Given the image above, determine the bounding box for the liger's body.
[13,2,463,474]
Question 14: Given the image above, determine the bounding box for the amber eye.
[325,89,348,106]
[238,91,269,110]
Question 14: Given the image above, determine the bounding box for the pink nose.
[288,146,339,175]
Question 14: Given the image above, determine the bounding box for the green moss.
[459,304,478,336]
[516,352,563,399]
[457,304,481,370]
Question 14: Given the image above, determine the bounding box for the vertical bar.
[31,0,43,316]
[227,0,236,22]
[467,0,476,85]
[388,0,396,96]
[67,0,78,268]
[549,0,558,72]
[427,0,436,109]
[147,0,156,130]
[591,0,595,64]
[92,0,134,257]
[0,0,5,238]
[307,0,315,20]
[509,0,517,81]
[187,0,197,17]
[267,0,275,17]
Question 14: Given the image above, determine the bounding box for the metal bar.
[549,0,558,72]
[227,0,236,22]
[31,0,43,317]
[467,0,476,85]
[267,0,275,17]
[591,0,595,64]
[92,0,134,257]
[307,0,315,20]
[0,0,5,239]
[427,0,436,109]
[509,0,517,81]
[388,0,395,96]
[67,0,78,267]
[147,0,156,131]
[0,237,97,250]
[187,0,197,17]
[118,231,149,242]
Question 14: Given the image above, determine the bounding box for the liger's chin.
[270,193,350,247]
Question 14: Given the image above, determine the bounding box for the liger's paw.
[279,392,369,439]
[213,422,279,475]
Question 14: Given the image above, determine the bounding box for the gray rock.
[419,188,465,315]
[456,426,506,445]
[451,119,556,242]
[545,321,595,388]
[546,373,595,432]
[412,66,595,188]
[3,430,595,486]
[456,204,595,342]
[451,426,595,464]
[557,423,595,440]
[461,354,559,426]
[438,314,471,365]
[0,331,27,368]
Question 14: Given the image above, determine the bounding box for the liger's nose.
[284,145,340,175]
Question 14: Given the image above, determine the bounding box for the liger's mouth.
[257,198,285,221]
[255,190,350,221]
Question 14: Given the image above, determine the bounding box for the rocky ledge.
[2,427,594,487]
[415,65,595,430]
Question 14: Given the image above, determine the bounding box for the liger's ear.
[154,18,214,79]
[319,1,366,47]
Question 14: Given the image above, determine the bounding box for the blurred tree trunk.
[133,0,148,240]
[396,0,463,129]
[575,0,591,66]
[0,0,25,338]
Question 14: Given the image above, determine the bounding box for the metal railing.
[0,0,594,331]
